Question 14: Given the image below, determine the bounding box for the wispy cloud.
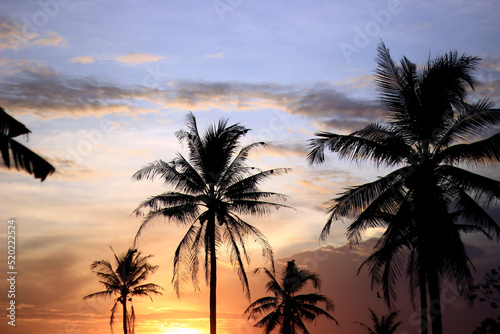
[0,70,157,118]
[393,22,436,32]
[0,18,67,50]
[31,31,67,47]
[258,142,308,158]
[0,58,58,76]
[114,53,165,65]
[0,67,384,131]
[68,56,94,64]
[205,52,225,59]
[8,64,498,133]
[50,157,102,180]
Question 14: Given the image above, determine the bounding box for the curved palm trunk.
[209,216,217,334]
[428,269,442,334]
[122,297,128,334]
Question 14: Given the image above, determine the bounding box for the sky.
[1,0,500,333]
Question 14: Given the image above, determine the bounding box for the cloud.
[164,80,386,130]
[31,30,67,47]
[476,58,500,104]
[255,142,308,158]
[0,70,158,118]
[291,85,383,120]
[336,74,375,91]
[205,52,225,59]
[114,53,165,65]
[0,18,67,50]
[0,58,58,76]
[68,56,94,64]
[0,67,384,128]
[49,157,102,180]
[393,21,436,32]
[4,65,496,133]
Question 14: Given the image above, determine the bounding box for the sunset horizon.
[1,1,500,334]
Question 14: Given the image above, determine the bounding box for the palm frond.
[254,310,281,333]
[223,223,251,299]
[452,189,500,240]
[134,204,201,244]
[437,165,500,205]
[0,106,30,137]
[244,296,278,319]
[307,129,413,167]
[110,300,119,333]
[131,158,205,194]
[373,42,409,119]
[437,103,499,148]
[0,107,55,181]
[83,290,115,300]
[225,168,291,196]
[133,192,199,216]
[172,221,204,295]
[218,141,267,188]
[320,169,405,241]
[0,134,55,181]
[437,133,500,167]
[345,178,407,244]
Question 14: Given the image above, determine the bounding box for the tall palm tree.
[83,248,163,334]
[308,42,500,334]
[355,308,401,334]
[132,113,291,334]
[0,106,55,181]
[245,260,338,334]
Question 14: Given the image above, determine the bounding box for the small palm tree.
[132,112,291,334]
[0,106,55,181]
[245,260,339,334]
[355,308,401,334]
[83,248,163,334]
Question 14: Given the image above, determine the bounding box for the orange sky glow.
[1,1,500,334]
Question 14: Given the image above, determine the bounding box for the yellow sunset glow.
[162,328,201,334]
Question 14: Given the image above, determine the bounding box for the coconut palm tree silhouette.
[355,308,402,334]
[308,42,500,334]
[132,112,291,334]
[83,247,163,334]
[245,260,338,333]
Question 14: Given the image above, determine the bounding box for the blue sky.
[1,1,500,333]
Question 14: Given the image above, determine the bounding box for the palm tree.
[245,260,338,334]
[132,113,291,334]
[0,106,55,181]
[308,42,500,334]
[355,308,401,334]
[83,248,163,334]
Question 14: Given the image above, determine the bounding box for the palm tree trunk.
[209,216,217,334]
[428,269,442,334]
[122,298,128,334]
[419,270,428,334]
